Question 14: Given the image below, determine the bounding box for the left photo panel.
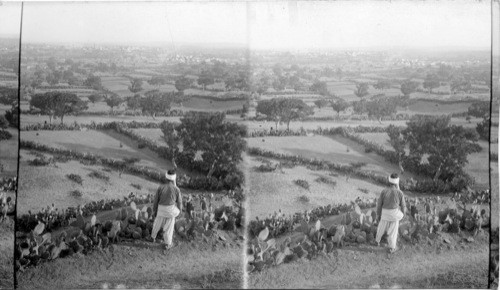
[15,2,248,289]
[0,2,21,290]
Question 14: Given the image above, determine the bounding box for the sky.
[0,1,492,50]
[0,2,22,38]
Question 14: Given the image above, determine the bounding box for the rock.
[466,237,474,243]
[443,238,451,244]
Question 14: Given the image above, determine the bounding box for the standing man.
[375,173,406,253]
[151,169,183,251]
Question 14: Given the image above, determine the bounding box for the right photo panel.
[245,1,495,288]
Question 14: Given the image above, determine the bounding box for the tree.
[87,94,103,105]
[423,73,440,94]
[52,93,88,124]
[148,76,168,88]
[84,75,102,90]
[67,76,80,86]
[400,79,419,97]
[256,99,283,129]
[177,112,246,179]
[256,98,313,130]
[476,115,489,141]
[288,75,302,91]
[468,101,489,118]
[126,94,142,112]
[128,78,143,93]
[354,82,369,99]
[391,115,481,187]
[30,92,87,124]
[175,76,193,94]
[387,124,406,161]
[352,99,367,115]
[30,93,56,123]
[197,71,215,90]
[140,91,178,119]
[373,80,391,91]
[365,98,398,123]
[310,81,329,96]
[46,73,60,86]
[104,94,123,113]
[314,99,329,109]
[272,63,283,77]
[336,68,343,81]
[272,76,287,91]
[279,98,314,130]
[0,87,17,108]
[46,57,57,71]
[62,70,74,82]
[160,122,181,168]
[330,99,349,116]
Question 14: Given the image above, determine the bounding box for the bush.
[137,142,147,149]
[88,171,110,182]
[123,157,141,164]
[255,163,277,172]
[315,176,337,187]
[279,160,297,169]
[0,115,8,129]
[66,173,83,185]
[69,190,83,197]
[4,109,18,128]
[297,194,310,203]
[491,152,498,163]
[350,162,367,169]
[29,157,51,166]
[0,129,12,141]
[294,179,310,190]
[52,155,71,163]
[357,188,369,194]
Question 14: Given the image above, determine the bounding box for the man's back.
[377,187,406,218]
[154,183,182,212]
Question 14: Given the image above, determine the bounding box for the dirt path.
[0,219,14,290]
[17,240,242,289]
[249,238,489,289]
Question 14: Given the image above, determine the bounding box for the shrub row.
[247,124,396,138]
[21,120,165,131]
[303,113,412,122]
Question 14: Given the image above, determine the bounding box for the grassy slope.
[246,156,382,219]
[0,127,18,178]
[20,129,192,175]
[18,149,214,214]
[247,135,417,180]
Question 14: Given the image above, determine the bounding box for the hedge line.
[303,114,412,122]
[21,120,165,131]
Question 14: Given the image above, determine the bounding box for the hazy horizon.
[0,1,492,51]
